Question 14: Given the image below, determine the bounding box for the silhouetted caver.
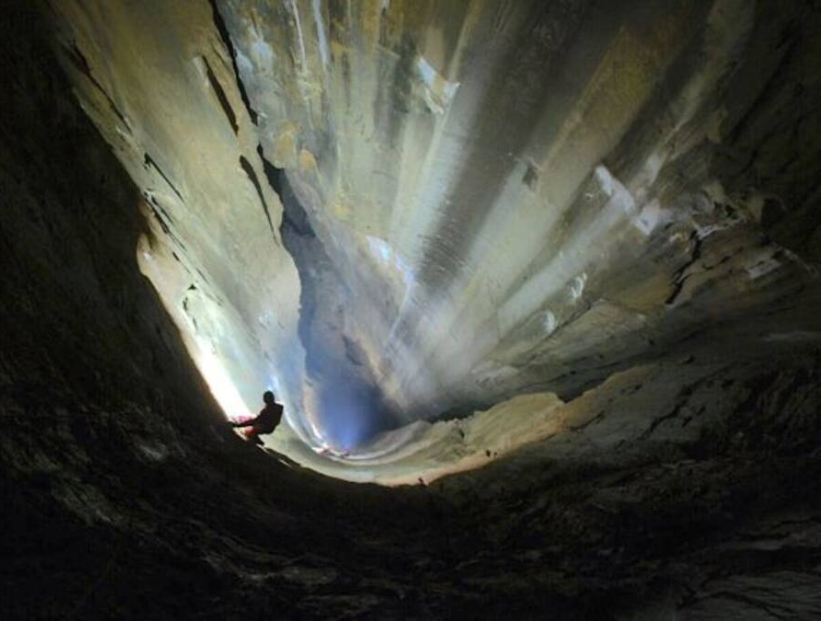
[232,391,283,445]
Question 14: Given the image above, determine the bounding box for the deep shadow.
[259,147,401,448]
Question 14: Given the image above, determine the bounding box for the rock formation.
[2,0,821,618]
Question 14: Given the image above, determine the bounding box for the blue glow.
[309,368,396,451]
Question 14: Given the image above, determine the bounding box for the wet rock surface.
[2,1,821,619]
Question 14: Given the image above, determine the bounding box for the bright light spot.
[414,56,460,114]
[367,235,413,285]
[594,165,615,196]
[570,273,587,300]
[635,200,661,235]
[312,0,330,70]
[543,310,557,334]
[193,337,252,421]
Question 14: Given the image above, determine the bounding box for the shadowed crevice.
[261,150,400,448]
[61,42,132,134]
[202,55,238,135]
[207,0,259,125]
[143,153,185,204]
[239,155,276,238]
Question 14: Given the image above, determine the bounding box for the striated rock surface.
[3,1,821,619]
[45,0,821,451]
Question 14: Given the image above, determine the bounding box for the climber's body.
[233,391,283,445]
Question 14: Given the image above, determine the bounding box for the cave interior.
[3,0,821,619]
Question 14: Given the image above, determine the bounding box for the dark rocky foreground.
[2,2,821,619]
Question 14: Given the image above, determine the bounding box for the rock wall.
[3,3,821,617]
[214,0,821,440]
[0,1,226,474]
[46,0,307,436]
[42,0,821,450]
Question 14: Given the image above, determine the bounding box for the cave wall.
[45,0,307,436]
[0,10,426,617]
[0,5,243,611]
[0,0,260,534]
[4,2,821,619]
[0,2,226,482]
[217,0,821,418]
[43,0,821,450]
[433,347,821,621]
